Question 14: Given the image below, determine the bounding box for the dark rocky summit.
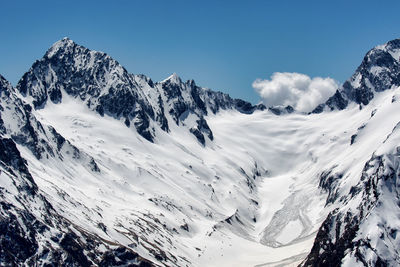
[313,39,400,113]
[17,38,262,143]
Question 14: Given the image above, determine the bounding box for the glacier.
[0,38,400,266]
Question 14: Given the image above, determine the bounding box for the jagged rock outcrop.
[303,39,400,266]
[17,38,262,143]
[0,135,154,266]
[313,39,400,112]
[0,75,155,266]
[302,130,400,266]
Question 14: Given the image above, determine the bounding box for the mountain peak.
[0,74,8,85]
[162,72,182,84]
[313,38,400,113]
[383,38,400,52]
[0,74,12,93]
[45,37,77,58]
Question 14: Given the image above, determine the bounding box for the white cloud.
[252,72,339,112]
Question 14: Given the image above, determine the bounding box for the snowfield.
[3,38,400,266]
[15,86,400,266]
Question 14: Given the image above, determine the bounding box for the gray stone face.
[17,38,262,144]
[313,38,400,113]
[0,75,155,266]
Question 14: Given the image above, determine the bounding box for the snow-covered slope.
[1,38,400,266]
[0,75,153,266]
[17,37,264,144]
[301,89,400,267]
[314,39,400,113]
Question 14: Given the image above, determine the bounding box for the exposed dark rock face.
[0,133,154,266]
[268,105,294,115]
[303,40,400,265]
[313,38,400,113]
[17,38,262,143]
[0,75,155,267]
[302,130,400,266]
[0,197,155,267]
[189,117,213,145]
[17,38,156,142]
[0,75,100,171]
[318,170,343,205]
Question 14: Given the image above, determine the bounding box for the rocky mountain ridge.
[1,38,400,266]
[313,39,400,113]
[0,75,154,266]
[17,37,265,144]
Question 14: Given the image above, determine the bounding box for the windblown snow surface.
[14,84,400,266]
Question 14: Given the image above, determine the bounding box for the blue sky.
[1,0,400,103]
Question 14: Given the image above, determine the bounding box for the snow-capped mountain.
[18,37,264,144]
[313,39,400,113]
[0,75,153,266]
[1,38,400,267]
